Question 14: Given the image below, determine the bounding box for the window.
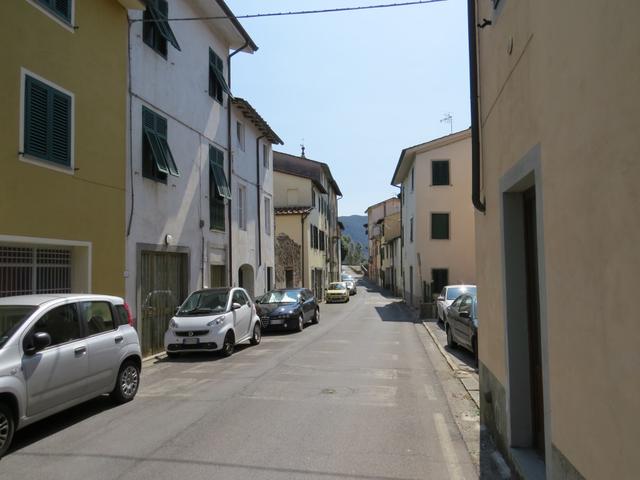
[142,106,179,182]
[232,290,248,306]
[30,304,81,348]
[410,217,414,243]
[209,145,230,231]
[0,246,72,297]
[143,0,180,57]
[208,48,230,103]
[35,0,72,24]
[432,269,449,297]
[411,167,415,191]
[236,121,245,151]
[263,144,269,169]
[431,213,450,240]
[264,197,271,235]
[80,301,115,335]
[312,189,316,207]
[210,265,226,287]
[285,269,294,288]
[432,160,450,186]
[459,296,473,315]
[319,231,325,251]
[23,75,72,168]
[237,184,246,230]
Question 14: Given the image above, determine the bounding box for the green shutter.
[158,137,179,176]
[143,128,169,174]
[209,146,231,199]
[142,106,179,177]
[146,0,181,51]
[431,213,450,240]
[24,77,49,159]
[209,49,232,97]
[50,91,71,165]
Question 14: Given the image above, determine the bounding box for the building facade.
[125,0,259,355]
[470,1,640,478]
[273,152,342,300]
[0,0,142,299]
[365,198,400,290]
[392,129,475,307]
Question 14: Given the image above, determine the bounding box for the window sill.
[19,154,74,175]
[430,184,453,187]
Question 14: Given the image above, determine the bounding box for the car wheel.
[250,322,261,345]
[312,308,320,324]
[446,324,457,349]
[111,360,140,404]
[0,402,15,459]
[221,332,235,357]
[295,315,304,332]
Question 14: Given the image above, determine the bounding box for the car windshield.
[177,291,228,316]
[329,283,346,290]
[0,306,37,349]
[341,275,353,281]
[258,291,300,304]
[446,286,476,300]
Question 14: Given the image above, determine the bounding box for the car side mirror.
[231,302,242,310]
[460,311,470,319]
[24,332,52,355]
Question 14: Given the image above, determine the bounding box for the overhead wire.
[132,0,447,23]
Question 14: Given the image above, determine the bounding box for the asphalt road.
[0,276,477,480]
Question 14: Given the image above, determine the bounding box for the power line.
[133,0,447,23]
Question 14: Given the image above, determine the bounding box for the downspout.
[256,135,266,269]
[301,211,310,288]
[227,41,249,286]
[468,0,486,213]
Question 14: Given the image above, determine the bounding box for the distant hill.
[339,215,368,256]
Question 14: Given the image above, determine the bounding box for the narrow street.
[0,276,478,480]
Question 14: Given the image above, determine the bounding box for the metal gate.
[140,251,188,356]
[0,246,71,297]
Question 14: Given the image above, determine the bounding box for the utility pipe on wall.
[256,135,266,269]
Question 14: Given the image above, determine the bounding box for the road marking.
[424,385,437,401]
[434,413,465,480]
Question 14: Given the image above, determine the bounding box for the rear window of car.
[446,286,476,300]
[115,305,129,326]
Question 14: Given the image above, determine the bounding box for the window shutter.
[50,91,71,165]
[25,77,49,159]
[209,146,231,199]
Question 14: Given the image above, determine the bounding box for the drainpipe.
[468,0,486,213]
[301,211,310,288]
[256,135,266,269]
[227,42,249,286]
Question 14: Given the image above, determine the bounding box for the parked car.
[341,274,357,295]
[0,294,142,458]
[325,282,350,303]
[436,285,477,322]
[255,288,319,332]
[445,293,478,359]
[164,287,261,358]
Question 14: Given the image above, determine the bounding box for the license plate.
[270,319,283,325]
[183,337,199,345]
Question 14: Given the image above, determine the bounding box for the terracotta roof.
[231,98,283,145]
[274,206,313,215]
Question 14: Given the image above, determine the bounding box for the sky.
[225,0,471,216]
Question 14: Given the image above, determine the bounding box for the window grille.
[0,246,71,297]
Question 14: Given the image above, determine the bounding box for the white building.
[391,129,475,307]
[230,98,283,299]
[125,0,264,356]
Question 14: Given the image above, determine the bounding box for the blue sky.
[225,0,471,215]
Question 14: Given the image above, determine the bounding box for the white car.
[164,287,261,357]
[436,285,477,322]
[0,294,142,458]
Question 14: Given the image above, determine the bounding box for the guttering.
[227,41,249,286]
[301,210,311,288]
[468,0,486,212]
[256,134,266,268]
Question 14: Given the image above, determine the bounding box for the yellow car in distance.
[325,282,350,303]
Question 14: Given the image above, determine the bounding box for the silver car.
[0,294,142,457]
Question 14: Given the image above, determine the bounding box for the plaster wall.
[273,172,312,207]
[0,0,130,296]
[475,0,640,477]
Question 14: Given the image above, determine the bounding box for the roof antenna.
[300,140,306,158]
[440,113,453,134]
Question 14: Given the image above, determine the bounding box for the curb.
[421,319,479,409]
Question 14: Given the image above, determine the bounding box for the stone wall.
[275,233,302,288]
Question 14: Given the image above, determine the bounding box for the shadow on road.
[152,344,252,364]
[374,302,416,323]
[425,318,478,370]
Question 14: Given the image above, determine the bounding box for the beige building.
[273,152,342,299]
[391,129,475,307]
[365,198,400,291]
[469,1,640,478]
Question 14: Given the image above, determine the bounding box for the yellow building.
[0,0,142,298]
[470,1,640,478]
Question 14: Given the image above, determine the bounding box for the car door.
[300,290,312,321]
[21,302,89,417]
[232,290,251,337]
[79,300,122,395]
[447,297,462,343]
[456,295,473,347]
